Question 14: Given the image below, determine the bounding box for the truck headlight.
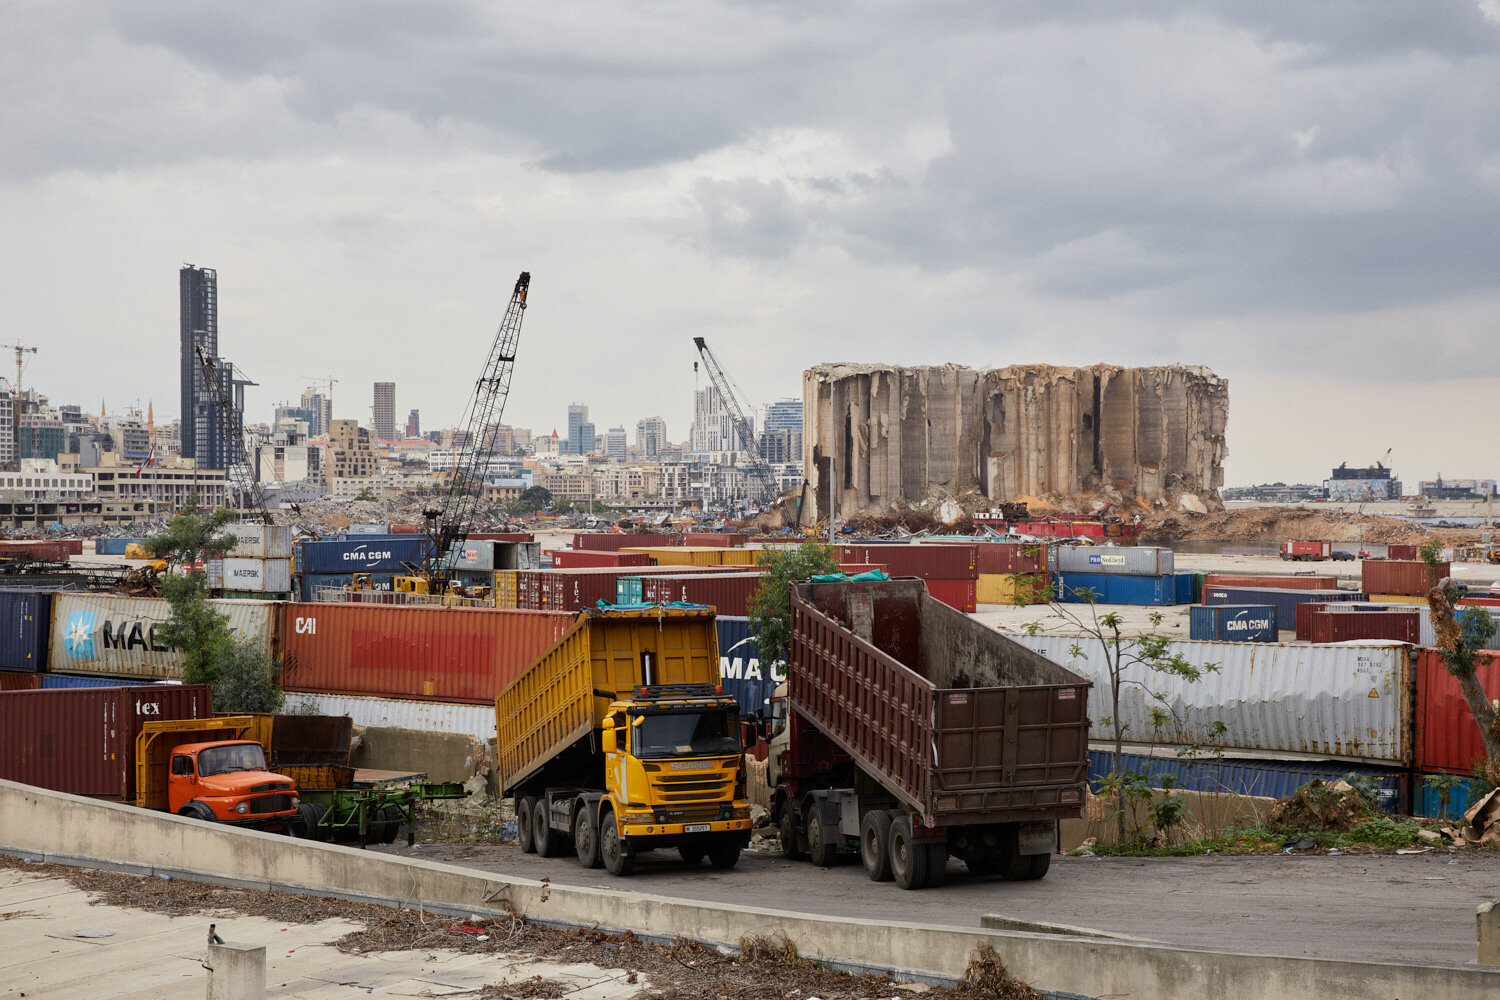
[622,812,654,824]
[291,797,300,808]
[235,802,249,815]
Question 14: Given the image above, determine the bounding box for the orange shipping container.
[1201,574,1338,591]
[1361,560,1447,598]
[279,603,577,705]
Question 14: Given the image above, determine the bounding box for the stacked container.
[47,594,277,680]
[547,550,653,569]
[835,543,979,612]
[572,533,676,551]
[1202,586,1366,629]
[1188,605,1278,643]
[1305,607,1420,644]
[1202,574,1338,591]
[1361,560,1447,598]
[621,546,759,567]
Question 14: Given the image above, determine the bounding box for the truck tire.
[533,800,564,857]
[677,846,706,865]
[707,841,740,869]
[599,808,634,876]
[1024,852,1051,880]
[888,816,928,890]
[376,805,403,844]
[806,808,838,867]
[859,810,893,881]
[296,802,326,840]
[923,842,948,887]
[516,797,537,853]
[777,805,805,861]
[178,802,215,823]
[574,806,602,869]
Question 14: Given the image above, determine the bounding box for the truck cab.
[168,740,300,830]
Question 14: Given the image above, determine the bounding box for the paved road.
[378,840,1500,966]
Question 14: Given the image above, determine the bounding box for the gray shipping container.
[1051,545,1174,577]
[224,523,293,558]
[207,557,294,593]
[49,594,277,680]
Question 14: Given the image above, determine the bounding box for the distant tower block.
[373,382,396,442]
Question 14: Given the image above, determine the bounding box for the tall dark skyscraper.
[179,265,218,465]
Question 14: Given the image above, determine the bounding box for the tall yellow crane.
[0,342,37,468]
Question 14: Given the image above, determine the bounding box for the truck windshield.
[197,744,267,776]
[632,710,739,759]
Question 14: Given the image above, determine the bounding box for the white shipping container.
[207,557,294,593]
[1051,545,1175,576]
[1011,633,1411,765]
[285,692,496,744]
[48,594,277,680]
[224,523,293,558]
[347,524,387,535]
[452,539,495,571]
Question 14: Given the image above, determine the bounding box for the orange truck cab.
[168,740,301,830]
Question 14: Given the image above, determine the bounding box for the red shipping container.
[514,565,748,612]
[1417,648,1500,774]
[1386,544,1418,561]
[1458,598,1500,608]
[836,544,978,581]
[1362,560,1447,597]
[0,540,69,561]
[573,533,677,551]
[278,604,576,705]
[641,573,764,616]
[0,670,39,691]
[925,578,978,613]
[0,684,212,800]
[547,550,653,569]
[58,539,83,555]
[468,532,534,543]
[1294,600,1359,640]
[1307,608,1420,644]
[681,533,748,547]
[388,523,421,533]
[927,539,1048,574]
[838,563,888,576]
[1203,574,1338,591]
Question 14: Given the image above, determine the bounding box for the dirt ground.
[372,840,1500,967]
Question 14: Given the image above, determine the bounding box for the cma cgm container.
[0,684,212,799]
[547,550,653,569]
[573,533,676,551]
[1202,586,1365,628]
[0,591,51,671]
[1055,571,1176,606]
[1417,647,1500,774]
[48,594,277,680]
[715,616,783,714]
[1202,574,1338,591]
[296,536,429,574]
[279,603,576,704]
[1189,605,1277,643]
[835,543,978,581]
[1362,560,1447,597]
[1053,545,1174,576]
[1306,607,1420,645]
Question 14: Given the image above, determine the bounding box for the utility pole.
[1,342,37,470]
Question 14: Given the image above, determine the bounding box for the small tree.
[1422,542,1500,784]
[747,541,840,671]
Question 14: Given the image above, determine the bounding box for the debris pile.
[1266,779,1374,835]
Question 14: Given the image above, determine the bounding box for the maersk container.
[0,591,50,671]
[224,523,293,558]
[296,536,428,574]
[1202,586,1364,628]
[288,691,500,745]
[1055,571,1176,606]
[1086,749,1404,814]
[47,594,277,680]
[1011,634,1412,765]
[1188,604,1277,643]
[1052,545,1174,577]
[715,616,783,715]
[207,557,294,593]
[279,603,576,705]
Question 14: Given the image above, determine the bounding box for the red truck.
[766,579,1091,889]
[1280,540,1334,561]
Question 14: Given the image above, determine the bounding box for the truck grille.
[247,795,292,815]
[250,782,293,793]
[659,805,721,823]
[655,779,726,794]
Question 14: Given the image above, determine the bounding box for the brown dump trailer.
[767,578,1091,889]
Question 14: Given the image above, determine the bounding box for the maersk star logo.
[64,610,96,658]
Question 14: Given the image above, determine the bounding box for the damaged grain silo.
[801,363,1228,518]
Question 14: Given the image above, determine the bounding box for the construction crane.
[1,342,37,469]
[403,271,531,595]
[691,337,777,505]
[196,347,273,525]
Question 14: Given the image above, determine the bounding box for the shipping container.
[1307,608,1420,645]
[640,572,763,617]
[1202,586,1366,629]
[346,523,387,535]
[1173,573,1195,605]
[39,673,157,689]
[388,523,421,534]
[1011,634,1412,764]
[1055,571,1177,606]
[714,616,782,715]
[300,572,399,600]
[516,565,755,613]
[976,572,1049,605]
[95,538,143,555]
[1202,574,1338,591]
[48,594,277,680]
[682,533,749,547]
[207,557,294,593]
[224,523,293,558]
[0,591,50,671]
[449,539,541,572]
[1188,605,1278,643]
[622,546,759,567]
[296,536,429,574]
[964,540,1048,575]
[1414,773,1489,820]
[1362,560,1447,598]
[1087,748,1405,814]
[0,540,72,561]
[1416,647,1500,774]
[924,577,977,613]
[0,670,38,691]
[468,533,536,544]
[285,691,499,744]
[546,550,653,569]
[0,684,212,799]
[573,533,676,551]
[452,539,497,571]
[1386,544,1419,561]
[279,603,577,705]
[835,543,978,581]
[1052,545,1174,577]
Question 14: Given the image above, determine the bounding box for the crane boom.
[425,271,531,587]
[691,337,777,504]
[196,347,273,525]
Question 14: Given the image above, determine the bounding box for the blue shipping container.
[1188,604,1278,643]
[298,572,398,601]
[1414,775,1490,821]
[40,673,161,689]
[296,537,428,574]
[616,577,644,604]
[0,591,50,672]
[715,617,783,715]
[1087,749,1404,814]
[1202,586,1365,630]
[95,538,144,555]
[1174,573,1195,605]
[1055,572,1176,606]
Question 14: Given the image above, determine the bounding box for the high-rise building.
[604,427,627,461]
[300,387,332,437]
[635,416,667,459]
[692,386,748,454]
[179,265,224,468]
[0,381,14,470]
[406,409,420,439]
[373,382,396,441]
[760,398,803,464]
[567,403,596,455]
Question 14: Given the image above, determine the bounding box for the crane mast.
[423,271,531,589]
[196,347,273,525]
[691,337,777,505]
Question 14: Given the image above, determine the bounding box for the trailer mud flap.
[1018,821,1056,855]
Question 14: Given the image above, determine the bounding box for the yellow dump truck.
[495,604,752,875]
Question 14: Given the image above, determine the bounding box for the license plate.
[684,823,711,833]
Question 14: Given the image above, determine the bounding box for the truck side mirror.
[601,717,618,754]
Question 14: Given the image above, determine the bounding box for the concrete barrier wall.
[0,780,1492,1000]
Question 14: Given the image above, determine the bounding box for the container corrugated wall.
[640,573,762,617]
[0,591,50,671]
[1086,748,1405,813]
[547,550,653,569]
[279,603,577,705]
[1416,647,1500,774]
[835,543,978,581]
[976,572,1049,605]
[286,691,499,744]
[1414,774,1489,820]
[47,595,277,680]
[1055,572,1176,606]
[1188,605,1277,642]
[225,523,293,558]
[296,536,429,574]
[1202,574,1338,591]
[1361,560,1447,597]
[1203,586,1365,627]
[929,540,1048,574]
[1053,546,1174,576]
[1307,609,1420,644]
[925,578,977,613]
[573,533,676,551]
[0,670,39,691]
[1012,634,1412,764]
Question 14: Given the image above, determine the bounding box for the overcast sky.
[6,2,1500,487]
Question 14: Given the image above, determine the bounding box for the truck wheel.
[806,808,837,867]
[777,805,805,861]
[533,801,564,857]
[574,807,602,869]
[296,802,326,840]
[376,805,403,844]
[599,809,634,876]
[707,841,740,869]
[517,797,537,854]
[888,816,928,890]
[677,846,706,865]
[859,810,893,881]
[1024,852,1051,880]
[923,842,948,887]
[178,802,215,822]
